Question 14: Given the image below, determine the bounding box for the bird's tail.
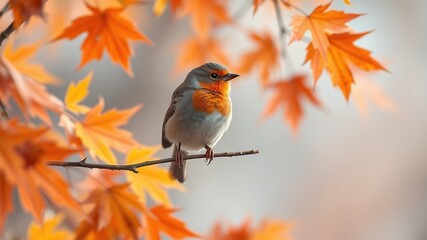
[169,146,187,183]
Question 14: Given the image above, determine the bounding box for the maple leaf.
[206,218,293,240]
[0,119,82,222]
[125,145,185,206]
[75,183,144,239]
[3,41,58,84]
[253,0,266,14]
[75,98,141,164]
[289,2,361,57]
[251,219,294,240]
[0,172,13,231]
[9,0,45,28]
[143,205,199,240]
[304,32,386,99]
[65,72,92,114]
[238,32,280,87]
[153,0,182,16]
[351,74,396,118]
[176,36,230,73]
[262,75,321,131]
[53,3,152,76]
[28,215,74,240]
[344,0,351,5]
[206,219,252,240]
[0,54,64,125]
[180,0,231,39]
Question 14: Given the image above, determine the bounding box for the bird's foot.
[175,143,184,168]
[205,145,214,165]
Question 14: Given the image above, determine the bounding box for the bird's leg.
[205,145,214,165]
[174,143,184,168]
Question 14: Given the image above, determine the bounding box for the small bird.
[162,62,239,182]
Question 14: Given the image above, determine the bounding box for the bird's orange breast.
[192,81,231,116]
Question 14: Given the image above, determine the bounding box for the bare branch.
[0,22,15,47]
[0,99,9,119]
[281,0,308,16]
[273,0,287,59]
[48,150,260,174]
[0,2,10,18]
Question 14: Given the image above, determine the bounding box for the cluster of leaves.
[156,0,389,131]
[0,0,389,238]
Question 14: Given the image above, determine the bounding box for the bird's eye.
[210,73,218,79]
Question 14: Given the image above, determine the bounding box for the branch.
[0,99,9,119]
[0,22,15,47]
[273,0,287,59]
[48,150,260,174]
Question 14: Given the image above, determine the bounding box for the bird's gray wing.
[162,84,195,148]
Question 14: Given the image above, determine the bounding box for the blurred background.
[3,0,427,239]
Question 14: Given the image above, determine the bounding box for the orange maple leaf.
[0,119,82,222]
[251,219,294,240]
[143,205,199,240]
[176,36,230,73]
[289,2,360,57]
[75,183,144,239]
[262,75,321,131]
[206,218,294,240]
[75,98,141,164]
[53,3,152,76]
[238,32,280,87]
[0,55,64,125]
[253,0,266,14]
[27,215,73,240]
[153,0,182,16]
[304,32,386,99]
[180,0,231,39]
[3,40,58,84]
[125,145,185,206]
[0,172,13,231]
[351,73,396,118]
[9,0,45,28]
[206,219,252,240]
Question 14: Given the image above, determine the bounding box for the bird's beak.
[221,73,240,81]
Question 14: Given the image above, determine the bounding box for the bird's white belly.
[165,110,232,152]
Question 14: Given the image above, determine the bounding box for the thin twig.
[0,22,15,47]
[281,0,308,16]
[0,100,9,119]
[273,0,287,59]
[0,2,10,18]
[48,150,260,174]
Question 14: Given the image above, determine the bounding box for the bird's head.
[188,62,239,94]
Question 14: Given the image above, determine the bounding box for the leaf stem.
[48,150,260,174]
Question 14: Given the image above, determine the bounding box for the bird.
[162,62,239,182]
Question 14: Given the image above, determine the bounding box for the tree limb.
[0,99,9,119]
[48,150,260,174]
[0,22,15,47]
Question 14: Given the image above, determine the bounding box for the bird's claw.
[205,146,214,166]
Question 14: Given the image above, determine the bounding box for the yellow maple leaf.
[75,98,141,164]
[28,215,73,240]
[3,41,58,84]
[65,72,92,114]
[125,145,185,206]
